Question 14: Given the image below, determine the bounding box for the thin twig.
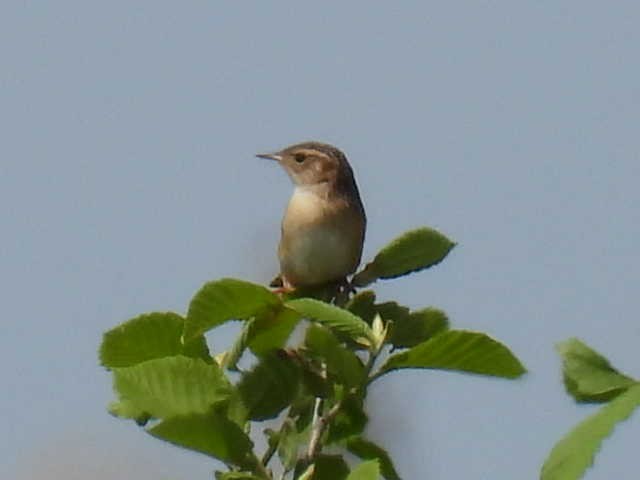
[309,397,324,446]
[361,349,382,391]
[302,280,363,464]
[305,360,328,461]
[306,400,343,461]
[261,435,278,469]
[250,452,272,480]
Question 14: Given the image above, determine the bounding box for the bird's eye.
[294,153,306,164]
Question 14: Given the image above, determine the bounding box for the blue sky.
[2,2,639,479]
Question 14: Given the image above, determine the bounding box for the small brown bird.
[257,142,366,290]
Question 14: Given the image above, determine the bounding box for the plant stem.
[261,437,278,469]
[304,313,384,463]
[306,399,343,461]
[303,282,362,464]
[356,342,383,398]
[366,366,389,387]
[250,453,272,480]
[306,359,328,461]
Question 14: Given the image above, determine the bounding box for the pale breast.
[279,188,364,286]
[284,188,328,224]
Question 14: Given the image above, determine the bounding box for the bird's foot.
[269,275,296,296]
[272,285,296,296]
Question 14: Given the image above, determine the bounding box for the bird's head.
[257,141,354,189]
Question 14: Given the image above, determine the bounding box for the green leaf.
[275,418,303,471]
[286,298,374,347]
[305,325,365,388]
[388,307,449,349]
[346,437,401,480]
[224,307,301,371]
[557,338,636,403]
[112,356,232,419]
[220,321,252,371]
[346,295,449,349]
[107,399,150,424]
[347,460,381,480]
[299,361,333,399]
[290,394,316,432]
[184,278,281,341]
[541,383,640,480]
[297,464,316,480]
[247,307,301,355]
[368,301,409,349]
[237,351,301,421]
[215,472,262,480]
[295,455,350,480]
[328,396,368,443]
[148,411,254,467]
[353,227,455,287]
[374,301,410,324]
[312,455,350,480]
[223,388,249,427]
[379,330,526,379]
[346,291,377,324]
[100,312,210,368]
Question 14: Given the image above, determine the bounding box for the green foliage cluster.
[100,227,526,479]
[541,339,640,480]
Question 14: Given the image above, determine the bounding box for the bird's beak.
[256,152,282,162]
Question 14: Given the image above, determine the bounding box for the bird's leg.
[333,277,355,307]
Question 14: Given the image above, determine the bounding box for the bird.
[257,141,366,291]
